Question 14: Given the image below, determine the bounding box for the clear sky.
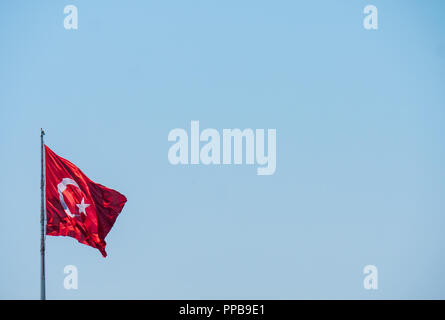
[1,0,445,299]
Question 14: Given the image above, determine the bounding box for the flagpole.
[40,128,46,300]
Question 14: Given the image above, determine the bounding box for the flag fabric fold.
[45,145,127,257]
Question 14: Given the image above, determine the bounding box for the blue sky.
[1,0,445,299]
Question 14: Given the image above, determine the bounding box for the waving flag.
[45,145,127,257]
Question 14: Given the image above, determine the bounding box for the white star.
[76,197,90,215]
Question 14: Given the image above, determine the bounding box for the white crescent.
[57,178,80,218]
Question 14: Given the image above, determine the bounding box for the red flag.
[45,145,127,257]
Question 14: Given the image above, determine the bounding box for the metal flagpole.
[40,128,46,300]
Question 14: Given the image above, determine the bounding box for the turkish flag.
[45,145,127,257]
